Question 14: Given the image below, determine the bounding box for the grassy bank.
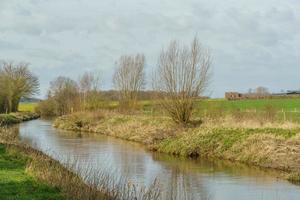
[0,126,160,200]
[0,112,40,126]
[54,111,300,183]
[0,144,65,200]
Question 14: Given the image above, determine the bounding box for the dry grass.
[201,115,300,129]
[228,134,300,171]
[54,110,176,145]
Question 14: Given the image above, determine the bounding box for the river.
[17,119,300,200]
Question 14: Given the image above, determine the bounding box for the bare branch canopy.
[153,37,212,124]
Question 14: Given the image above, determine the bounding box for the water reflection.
[17,119,300,200]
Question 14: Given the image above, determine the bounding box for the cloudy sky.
[0,0,299,98]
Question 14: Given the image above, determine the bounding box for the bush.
[35,98,57,117]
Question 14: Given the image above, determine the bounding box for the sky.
[0,0,300,98]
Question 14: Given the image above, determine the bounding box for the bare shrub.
[35,98,57,117]
[49,76,80,116]
[113,54,145,111]
[78,71,102,111]
[153,37,212,124]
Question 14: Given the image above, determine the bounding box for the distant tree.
[153,37,212,124]
[49,76,80,115]
[248,88,253,94]
[0,61,39,113]
[78,72,102,110]
[255,86,269,98]
[113,54,145,109]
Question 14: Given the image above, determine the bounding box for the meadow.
[198,98,300,111]
[18,103,38,112]
[196,98,300,122]
[138,98,300,122]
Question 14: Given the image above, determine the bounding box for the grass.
[0,103,39,126]
[0,144,65,200]
[195,98,300,122]
[196,98,300,111]
[139,98,300,112]
[137,98,300,122]
[0,112,39,126]
[19,103,38,112]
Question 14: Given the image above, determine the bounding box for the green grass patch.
[196,98,300,111]
[139,98,300,112]
[19,103,38,112]
[0,144,65,200]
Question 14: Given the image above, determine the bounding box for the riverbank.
[0,112,40,126]
[53,111,300,183]
[0,142,116,200]
[0,125,161,200]
[0,144,65,199]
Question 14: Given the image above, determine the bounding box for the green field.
[141,98,300,111]
[0,144,64,200]
[18,103,37,112]
[197,98,300,111]
[140,98,300,122]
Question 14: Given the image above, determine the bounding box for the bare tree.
[153,37,212,124]
[79,72,102,110]
[113,54,145,109]
[50,76,80,115]
[0,61,39,113]
[255,86,269,98]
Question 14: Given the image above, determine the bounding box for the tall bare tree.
[79,72,102,110]
[113,54,145,109]
[153,37,212,124]
[255,86,270,98]
[50,76,80,115]
[0,61,39,113]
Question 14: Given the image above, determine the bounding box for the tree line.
[37,36,212,124]
[1,36,213,125]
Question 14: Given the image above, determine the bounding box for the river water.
[17,119,300,200]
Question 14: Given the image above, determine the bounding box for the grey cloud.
[0,0,300,97]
